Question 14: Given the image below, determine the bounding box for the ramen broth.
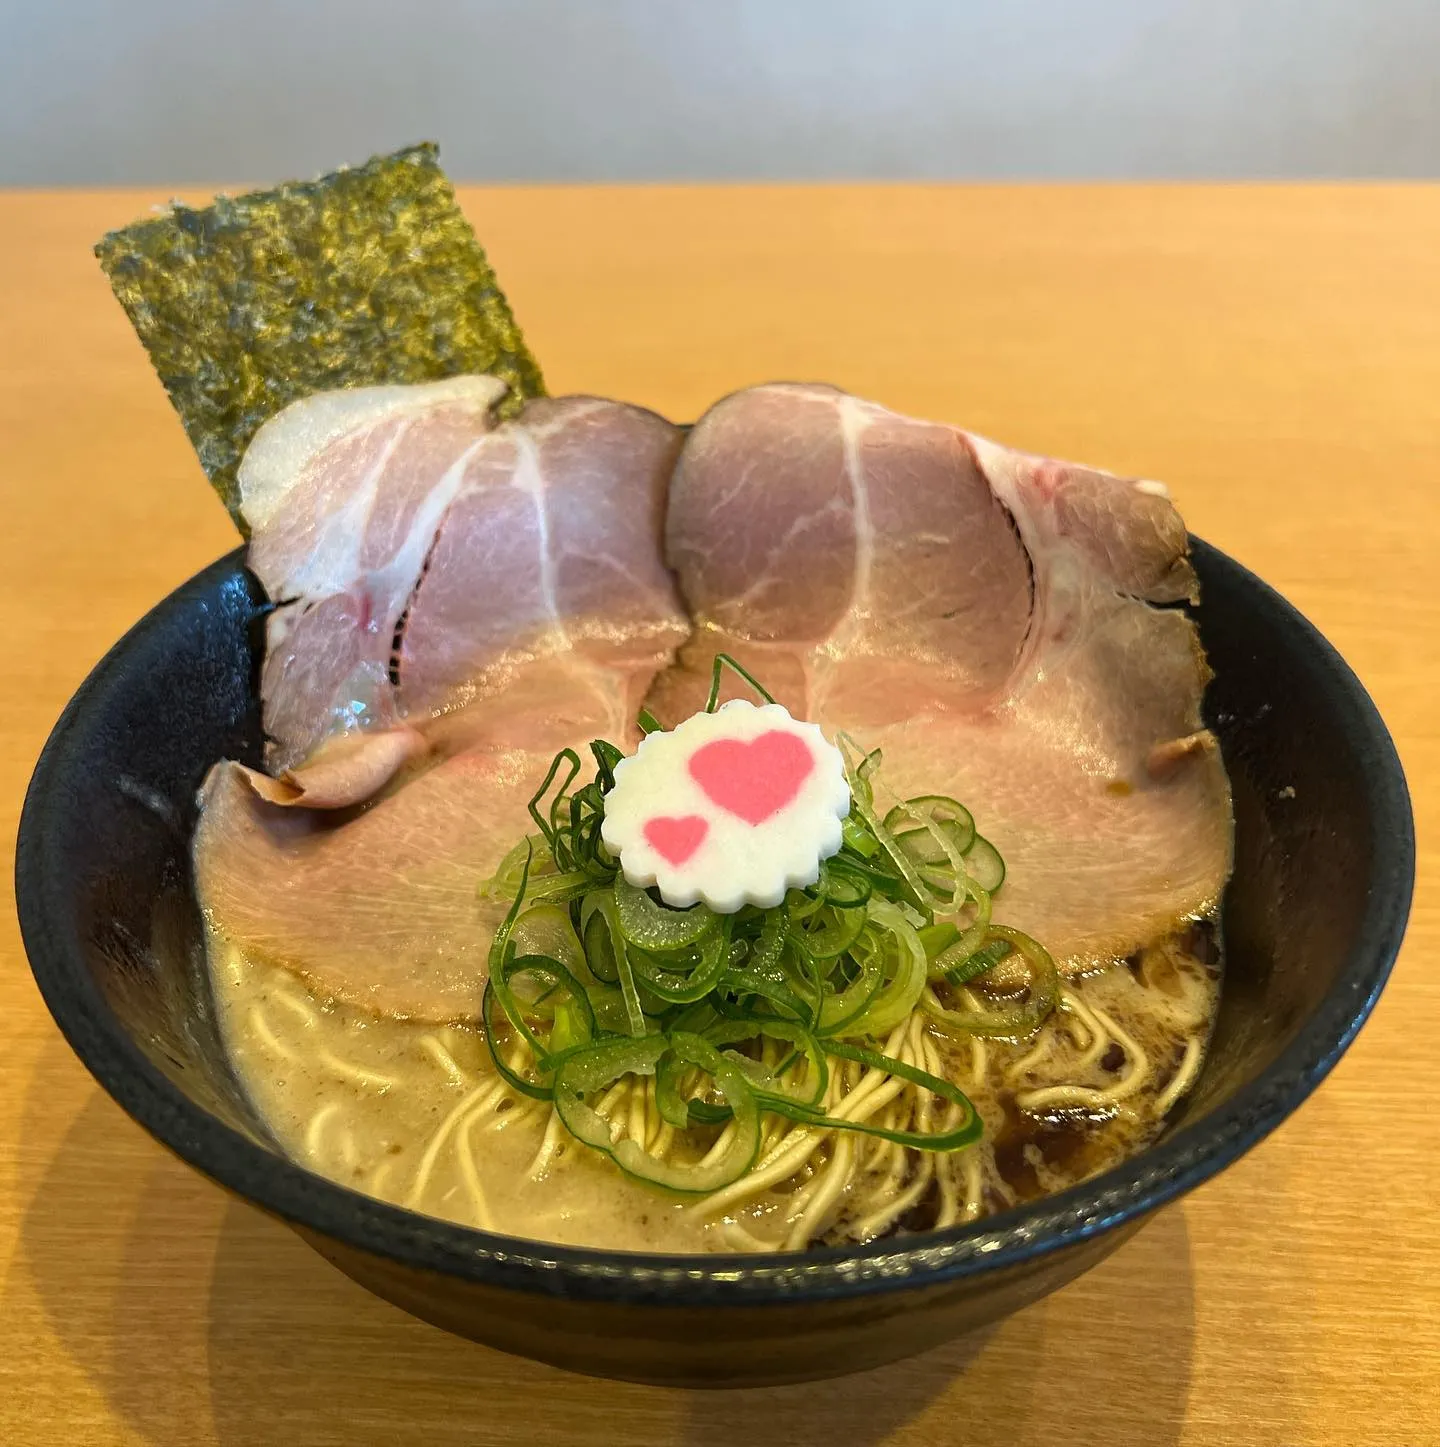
[209,923,1221,1253]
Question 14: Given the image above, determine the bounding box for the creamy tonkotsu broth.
[209,923,1220,1253]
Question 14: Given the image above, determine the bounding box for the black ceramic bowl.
[15,540,1413,1387]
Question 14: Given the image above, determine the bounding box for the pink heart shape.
[643,814,709,866]
[689,729,815,826]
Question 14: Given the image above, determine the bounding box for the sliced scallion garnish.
[473,654,1056,1198]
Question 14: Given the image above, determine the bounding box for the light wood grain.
[1,184,1435,1447]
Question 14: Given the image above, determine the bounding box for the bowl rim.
[15,538,1415,1305]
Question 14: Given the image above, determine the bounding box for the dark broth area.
[208,920,1221,1254]
[817,921,1222,1243]
[990,922,1221,1209]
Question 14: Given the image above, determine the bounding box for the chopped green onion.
[508,904,587,976]
[940,936,1013,987]
[474,678,1052,1199]
[789,901,868,959]
[580,892,647,1038]
[841,814,880,858]
[884,795,976,855]
[837,735,941,913]
[553,1033,761,1193]
[922,925,1059,1040]
[964,835,1006,893]
[814,858,872,909]
[629,919,733,1004]
[840,899,929,1038]
[918,921,961,960]
[526,749,581,857]
[703,652,776,712]
[613,875,718,950]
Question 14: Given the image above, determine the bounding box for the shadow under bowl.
[14,539,1414,1387]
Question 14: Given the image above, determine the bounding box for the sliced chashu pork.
[199,374,1232,1017]
[658,383,1231,974]
[245,377,685,770]
[245,375,507,772]
[197,674,630,1020]
[195,381,687,1020]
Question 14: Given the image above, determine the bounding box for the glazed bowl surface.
[14,539,1413,1386]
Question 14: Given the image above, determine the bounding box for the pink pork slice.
[195,381,687,1020]
[657,383,1232,974]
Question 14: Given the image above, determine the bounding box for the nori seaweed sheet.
[96,143,545,529]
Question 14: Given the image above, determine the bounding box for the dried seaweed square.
[96,143,544,526]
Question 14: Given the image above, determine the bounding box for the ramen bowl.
[14,538,1413,1387]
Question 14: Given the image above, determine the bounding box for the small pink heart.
[643,814,709,866]
[689,729,815,826]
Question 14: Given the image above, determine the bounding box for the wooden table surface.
[1,183,1435,1447]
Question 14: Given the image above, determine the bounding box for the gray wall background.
[3,0,1436,185]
